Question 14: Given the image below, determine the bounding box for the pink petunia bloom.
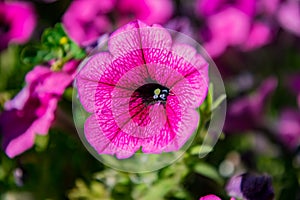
[76,20,209,159]
[278,109,300,149]
[0,61,79,158]
[0,1,36,51]
[62,0,115,47]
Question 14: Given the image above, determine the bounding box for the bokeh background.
[0,0,299,199]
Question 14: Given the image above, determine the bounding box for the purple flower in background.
[62,0,115,46]
[76,20,209,159]
[164,17,195,38]
[278,109,300,149]
[224,77,277,133]
[0,1,36,51]
[277,0,300,37]
[0,61,79,158]
[226,173,274,200]
[287,74,300,97]
[116,0,173,26]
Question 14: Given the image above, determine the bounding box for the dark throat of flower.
[0,16,10,35]
[133,83,170,105]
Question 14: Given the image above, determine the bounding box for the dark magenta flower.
[199,194,236,200]
[0,61,78,158]
[224,77,277,133]
[278,109,300,149]
[287,74,300,97]
[62,0,115,46]
[199,194,222,200]
[76,20,209,159]
[0,1,36,51]
[116,0,173,25]
[226,173,274,200]
[196,0,256,17]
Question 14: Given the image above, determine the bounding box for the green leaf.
[193,163,224,185]
[21,23,86,67]
[139,179,175,200]
[212,94,226,111]
[69,42,86,59]
[41,23,66,47]
[190,145,213,156]
[35,134,49,152]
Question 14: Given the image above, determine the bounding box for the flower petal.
[76,52,112,112]
[108,20,172,58]
[85,113,141,159]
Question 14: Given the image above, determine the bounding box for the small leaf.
[194,163,224,185]
[140,179,175,200]
[34,134,49,152]
[212,94,226,111]
[190,145,213,156]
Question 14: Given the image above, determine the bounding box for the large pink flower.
[76,20,209,159]
[0,61,79,158]
[0,1,36,51]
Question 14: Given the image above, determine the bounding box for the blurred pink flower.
[277,0,300,37]
[242,22,272,51]
[278,109,300,149]
[62,0,115,46]
[0,1,36,51]
[203,7,251,57]
[196,0,256,17]
[258,0,279,16]
[76,20,209,159]
[116,0,173,25]
[226,173,274,200]
[0,61,79,158]
[196,0,274,57]
[224,77,277,133]
[62,0,174,47]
